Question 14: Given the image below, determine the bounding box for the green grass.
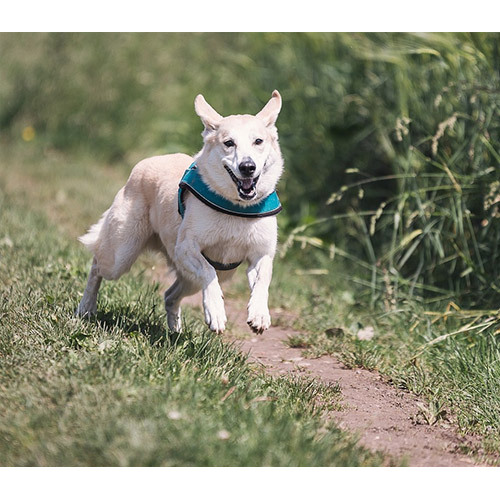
[0,143,500,460]
[0,145,384,466]
[1,32,499,465]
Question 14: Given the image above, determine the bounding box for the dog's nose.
[239,158,256,177]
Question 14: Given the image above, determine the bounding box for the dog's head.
[193,91,284,204]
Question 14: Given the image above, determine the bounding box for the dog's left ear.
[194,94,223,131]
[256,90,282,127]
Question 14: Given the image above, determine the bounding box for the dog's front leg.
[174,238,227,333]
[246,254,273,334]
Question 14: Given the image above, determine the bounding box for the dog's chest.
[178,195,278,268]
[187,207,277,263]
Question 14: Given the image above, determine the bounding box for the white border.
[1,1,499,31]
[1,467,499,500]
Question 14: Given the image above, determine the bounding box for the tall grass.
[279,33,500,306]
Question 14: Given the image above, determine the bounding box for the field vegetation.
[1,32,499,463]
[0,142,384,466]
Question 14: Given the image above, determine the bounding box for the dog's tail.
[78,209,109,253]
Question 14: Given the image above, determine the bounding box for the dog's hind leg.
[77,191,153,316]
[164,277,200,332]
[76,257,102,317]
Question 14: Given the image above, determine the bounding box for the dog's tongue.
[241,178,254,190]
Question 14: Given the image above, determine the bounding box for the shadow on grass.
[90,309,181,346]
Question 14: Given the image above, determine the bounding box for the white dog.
[76,90,284,334]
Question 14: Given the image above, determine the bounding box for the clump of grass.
[285,333,312,349]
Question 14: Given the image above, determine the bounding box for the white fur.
[76,91,284,334]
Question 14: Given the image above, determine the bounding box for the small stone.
[357,326,375,340]
[167,410,182,420]
[217,429,231,440]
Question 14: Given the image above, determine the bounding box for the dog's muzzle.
[224,165,259,201]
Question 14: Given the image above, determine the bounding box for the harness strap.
[178,163,282,219]
[178,162,282,272]
[201,252,243,272]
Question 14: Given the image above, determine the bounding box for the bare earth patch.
[152,270,488,467]
[234,315,483,467]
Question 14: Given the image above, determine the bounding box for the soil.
[235,316,483,466]
[224,299,486,466]
[152,269,489,467]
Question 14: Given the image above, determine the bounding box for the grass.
[3,136,500,464]
[0,141,385,466]
[1,32,499,466]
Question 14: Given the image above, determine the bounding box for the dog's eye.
[254,138,263,145]
[223,140,235,148]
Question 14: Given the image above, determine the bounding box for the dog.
[76,90,284,334]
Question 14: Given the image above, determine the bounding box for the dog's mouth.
[224,165,259,201]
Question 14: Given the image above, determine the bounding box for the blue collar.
[178,163,282,219]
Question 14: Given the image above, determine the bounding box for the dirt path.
[217,297,484,467]
[152,269,487,467]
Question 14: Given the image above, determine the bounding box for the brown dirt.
[235,316,483,466]
[152,269,489,467]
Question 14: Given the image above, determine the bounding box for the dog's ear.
[256,90,282,127]
[194,94,223,131]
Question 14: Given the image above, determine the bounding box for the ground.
[1,142,496,466]
[156,272,488,467]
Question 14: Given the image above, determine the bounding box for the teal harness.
[178,162,282,271]
[178,163,282,219]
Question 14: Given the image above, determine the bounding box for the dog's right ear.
[194,94,223,131]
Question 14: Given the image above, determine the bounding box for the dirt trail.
[233,312,482,466]
[153,270,487,467]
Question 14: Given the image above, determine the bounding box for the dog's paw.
[247,307,271,335]
[75,301,97,318]
[203,286,227,333]
[166,307,183,333]
[205,305,227,333]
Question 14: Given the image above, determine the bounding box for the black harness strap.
[201,252,243,272]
